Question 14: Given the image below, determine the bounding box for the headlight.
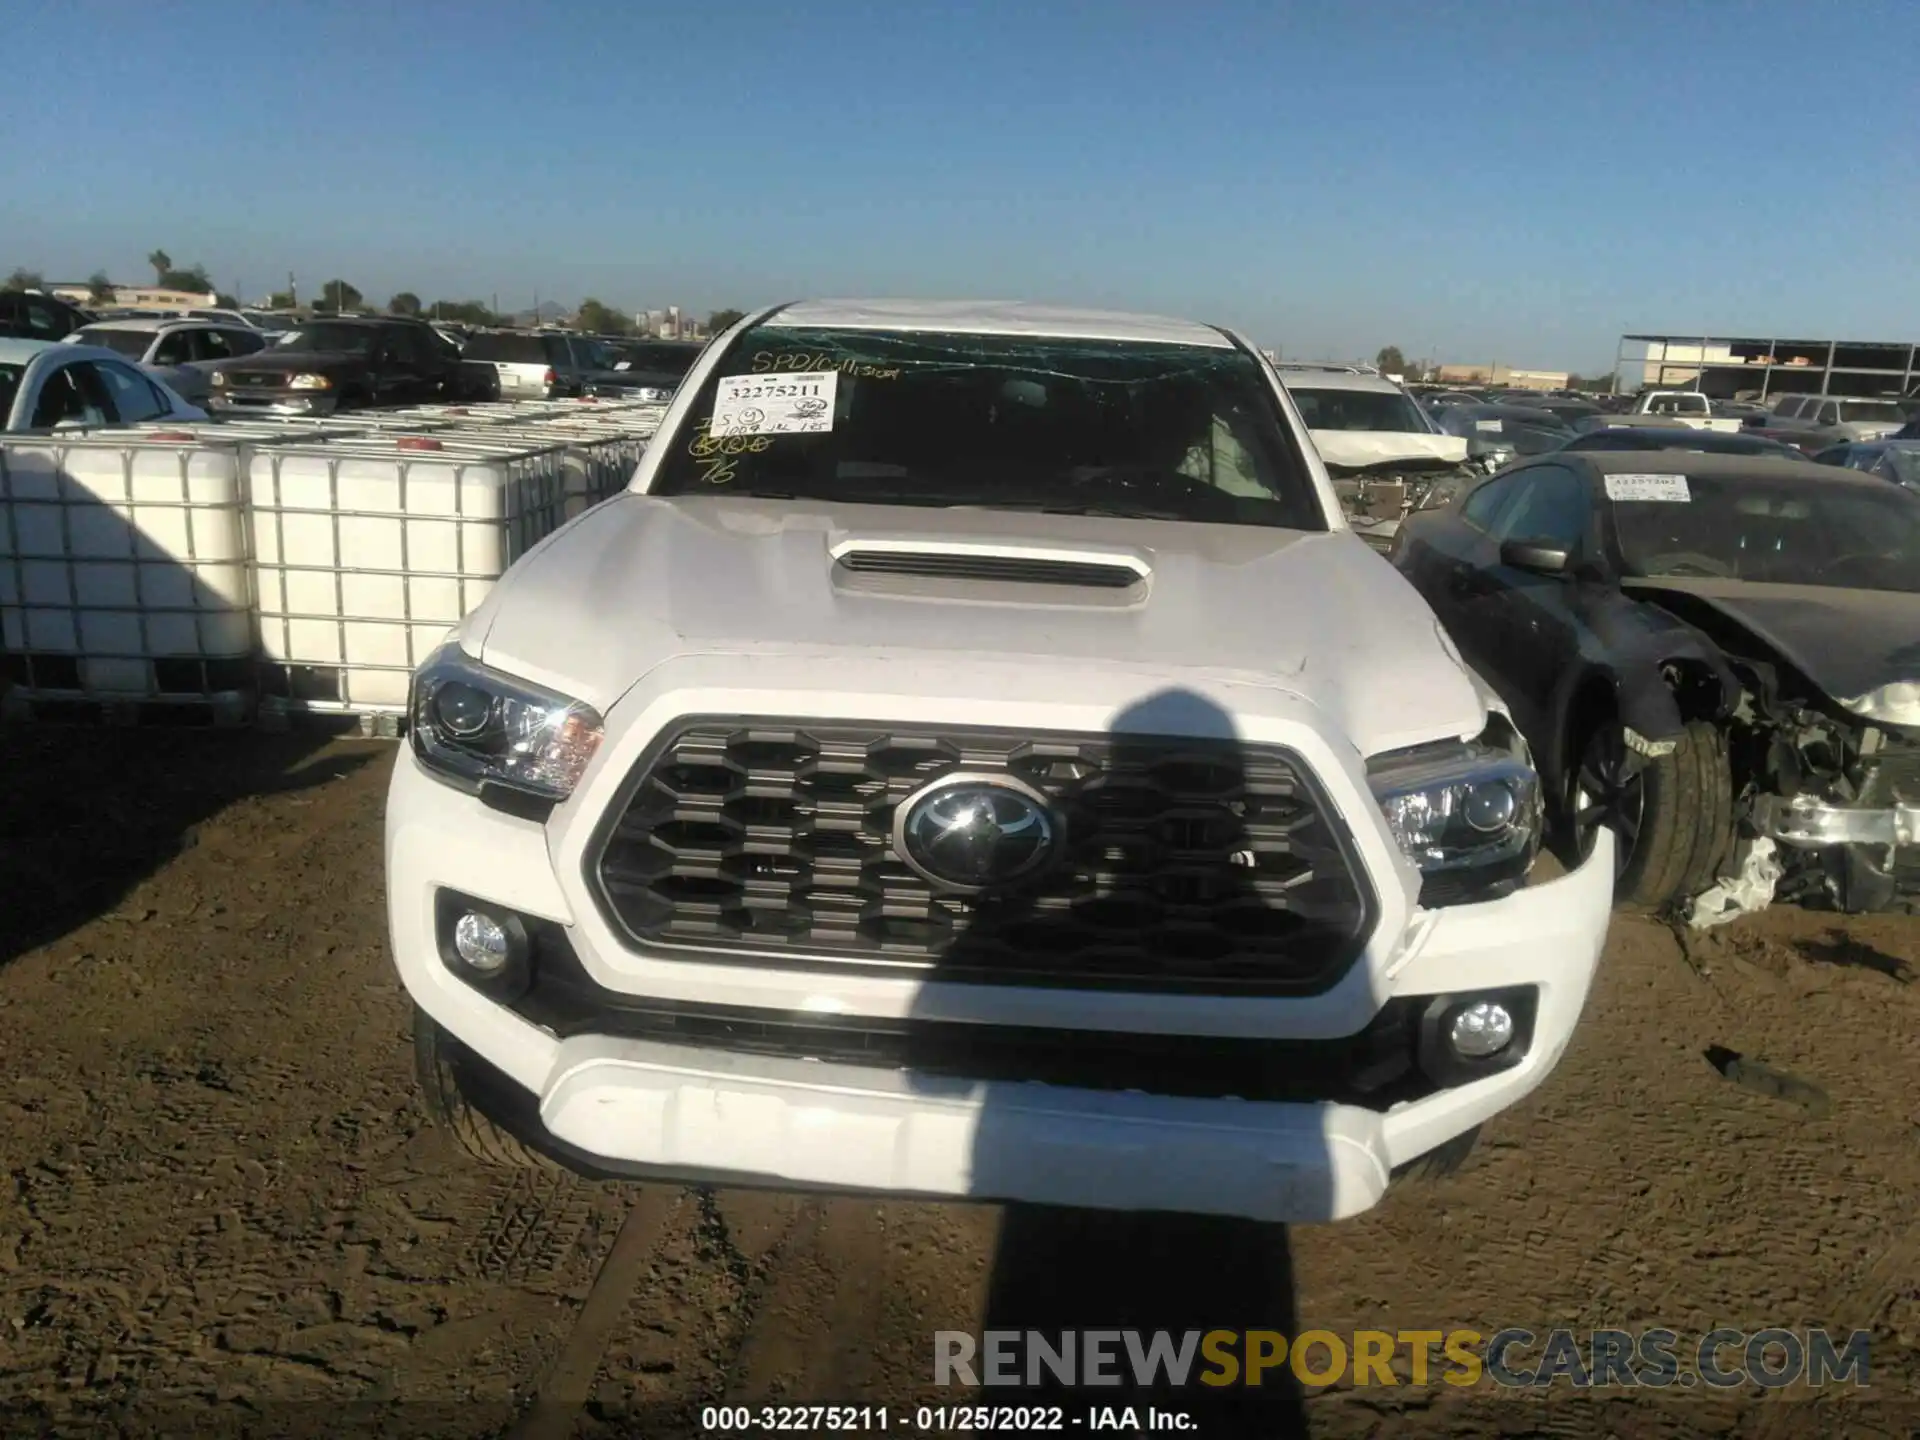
[1368,741,1542,899]
[211,372,228,387]
[409,645,603,801]
[286,373,333,391]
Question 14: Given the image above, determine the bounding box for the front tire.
[412,1007,563,1171]
[1569,717,1729,909]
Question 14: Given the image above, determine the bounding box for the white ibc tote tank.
[243,434,573,715]
[0,431,253,708]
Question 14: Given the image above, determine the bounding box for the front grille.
[836,551,1142,588]
[231,372,284,388]
[588,720,1375,994]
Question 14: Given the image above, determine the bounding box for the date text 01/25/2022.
[698,1404,1197,1432]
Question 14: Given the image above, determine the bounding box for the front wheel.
[1569,717,1729,909]
[413,1007,563,1171]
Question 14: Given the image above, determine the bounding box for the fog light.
[1449,1000,1515,1058]
[452,911,510,974]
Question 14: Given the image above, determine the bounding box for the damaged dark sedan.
[1390,451,1919,913]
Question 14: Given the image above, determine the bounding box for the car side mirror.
[1500,539,1571,575]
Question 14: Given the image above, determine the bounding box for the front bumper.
[387,713,1615,1220]
[209,391,341,416]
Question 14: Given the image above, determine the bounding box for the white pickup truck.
[1630,390,1741,433]
[384,299,1615,1224]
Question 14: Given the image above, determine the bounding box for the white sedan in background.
[0,338,207,432]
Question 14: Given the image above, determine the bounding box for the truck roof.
[763,300,1234,348]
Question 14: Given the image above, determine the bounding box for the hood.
[1629,577,1920,727]
[1312,431,1470,472]
[1831,421,1906,442]
[470,495,1488,756]
[212,350,364,375]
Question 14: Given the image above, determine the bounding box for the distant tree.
[4,267,45,292]
[388,291,423,317]
[87,270,117,304]
[157,263,213,295]
[429,299,498,326]
[1375,345,1408,376]
[708,308,747,332]
[574,298,633,336]
[266,291,296,310]
[215,292,239,309]
[147,249,172,283]
[319,279,363,311]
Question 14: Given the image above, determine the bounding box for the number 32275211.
[725,382,824,401]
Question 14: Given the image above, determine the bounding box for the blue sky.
[7,0,1917,371]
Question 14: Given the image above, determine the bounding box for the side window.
[94,360,171,422]
[227,329,264,355]
[196,329,235,361]
[1815,402,1840,426]
[24,299,68,337]
[549,336,576,370]
[1461,472,1524,530]
[151,331,193,366]
[1773,396,1802,418]
[31,362,111,427]
[1492,465,1590,549]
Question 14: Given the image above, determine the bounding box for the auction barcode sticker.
[711,371,839,437]
[1605,473,1691,502]
[1475,419,1503,432]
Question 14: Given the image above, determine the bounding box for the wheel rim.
[1572,725,1645,878]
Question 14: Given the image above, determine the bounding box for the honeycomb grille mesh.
[589,721,1373,993]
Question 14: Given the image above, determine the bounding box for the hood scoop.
[831,536,1150,590]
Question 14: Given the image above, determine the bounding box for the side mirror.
[1500,538,1570,575]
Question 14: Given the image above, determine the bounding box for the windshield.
[1611,469,1920,593]
[1644,393,1707,415]
[0,363,20,418]
[617,343,701,375]
[1434,407,1567,454]
[648,325,1324,529]
[73,327,154,359]
[1875,445,1920,488]
[273,323,376,355]
[1838,399,1906,423]
[1287,386,1428,434]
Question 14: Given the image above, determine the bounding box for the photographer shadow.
[910,687,1331,1435]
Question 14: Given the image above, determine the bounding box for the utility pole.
[287,271,297,308]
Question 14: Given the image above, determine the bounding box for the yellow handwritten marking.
[687,418,773,458]
[695,455,739,485]
[746,352,900,380]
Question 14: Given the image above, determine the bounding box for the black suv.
[206,316,479,415]
[0,291,92,340]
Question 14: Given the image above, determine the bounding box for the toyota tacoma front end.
[384,301,1615,1222]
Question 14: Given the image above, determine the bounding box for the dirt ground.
[3,727,1918,1439]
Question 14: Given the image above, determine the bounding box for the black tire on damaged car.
[412,1006,564,1171]
[1570,715,1731,910]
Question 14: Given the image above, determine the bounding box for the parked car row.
[1,289,707,419]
